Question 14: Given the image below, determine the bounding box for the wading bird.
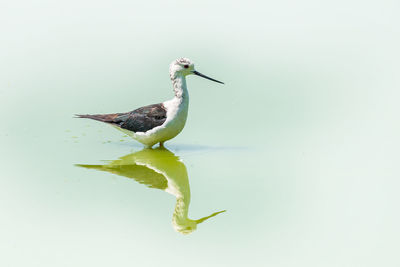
[76,58,224,147]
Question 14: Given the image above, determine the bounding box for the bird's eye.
[184,64,189,69]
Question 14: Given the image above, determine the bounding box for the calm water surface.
[1,0,400,266]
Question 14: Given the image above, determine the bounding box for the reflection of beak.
[192,70,224,84]
[195,210,226,224]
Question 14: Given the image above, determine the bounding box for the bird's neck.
[171,74,189,101]
[173,197,190,219]
[172,197,191,227]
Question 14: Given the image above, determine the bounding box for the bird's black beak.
[192,70,224,84]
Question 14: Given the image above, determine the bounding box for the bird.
[76,58,224,148]
[76,147,226,234]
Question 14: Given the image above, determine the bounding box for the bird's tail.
[74,113,119,123]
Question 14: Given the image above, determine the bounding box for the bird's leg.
[159,141,165,148]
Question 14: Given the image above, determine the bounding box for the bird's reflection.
[76,147,225,234]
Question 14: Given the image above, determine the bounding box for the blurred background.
[0,0,399,266]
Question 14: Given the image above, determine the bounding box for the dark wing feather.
[119,104,167,133]
[76,103,167,133]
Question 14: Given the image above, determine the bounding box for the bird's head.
[169,57,224,84]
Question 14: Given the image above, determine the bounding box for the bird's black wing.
[76,103,167,133]
[116,103,167,133]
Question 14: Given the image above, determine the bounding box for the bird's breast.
[163,97,189,133]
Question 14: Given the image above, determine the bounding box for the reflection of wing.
[76,164,168,190]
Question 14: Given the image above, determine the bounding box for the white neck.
[171,74,189,100]
[161,72,190,138]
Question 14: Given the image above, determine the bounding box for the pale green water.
[1,0,400,266]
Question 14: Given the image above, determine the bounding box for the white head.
[169,57,224,84]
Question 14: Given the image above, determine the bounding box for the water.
[1,0,400,266]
